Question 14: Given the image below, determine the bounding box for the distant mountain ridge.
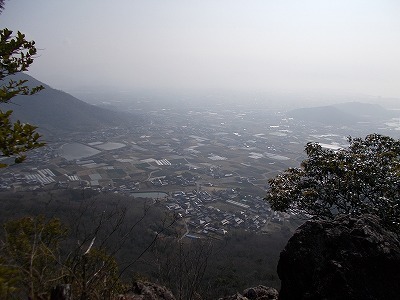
[331,102,394,120]
[287,102,397,125]
[0,73,139,134]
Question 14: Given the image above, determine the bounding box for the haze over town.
[2,0,400,105]
[3,2,400,297]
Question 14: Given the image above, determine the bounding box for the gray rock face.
[117,281,176,300]
[278,214,400,300]
[218,286,279,300]
[243,286,279,299]
[218,292,248,300]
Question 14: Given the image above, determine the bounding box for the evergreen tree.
[266,134,400,232]
[0,4,44,167]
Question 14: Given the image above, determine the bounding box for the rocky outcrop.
[278,214,400,300]
[219,292,248,300]
[243,286,279,299]
[117,281,176,300]
[219,286,279,300]
[117,214,400,300]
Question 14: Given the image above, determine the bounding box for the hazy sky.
[2,0,400,98]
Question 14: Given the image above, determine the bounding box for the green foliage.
[0,110,44,166]
[0,258,21,299]
[266,134,400,231]
[0,214,123,299]
[0,27,44,167]
[1,216,67,299]
[0,28,39,80]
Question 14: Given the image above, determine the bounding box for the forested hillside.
[0,189,291,299]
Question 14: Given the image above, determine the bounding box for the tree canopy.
[0,215,120,299]
[0,24,44,167]
[1,216,67,299]
[265,134,400,232]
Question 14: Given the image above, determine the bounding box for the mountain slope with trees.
[0,189,289,299]
[1,73,139,134]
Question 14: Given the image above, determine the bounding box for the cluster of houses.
[150,172,197,187]
[164,188,289,238]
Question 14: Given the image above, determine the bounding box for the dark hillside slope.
[0,190,289,298]
[0,73,139,134]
